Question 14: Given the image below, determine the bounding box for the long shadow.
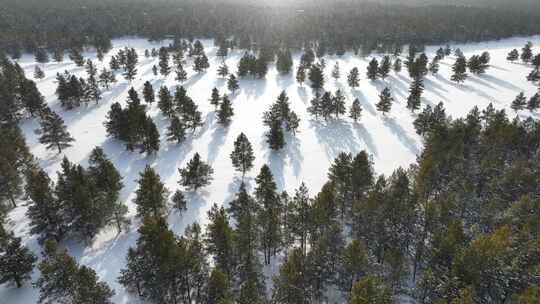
[266,149,286,192]
[276,73,295,90]
[423,78,450,102]
[467,75,498,90]
[309,118,358,160]
[435,74,496,101]
[479,74,523,91]
[297,86,308,104]
[168,190,207,236]
[352,122,379,157]
[382,117,420,155]
[222,175,254,212]
[240,77,268,99]
[384,75,408,99]
[183,72,205,88]
[351,89,376,115]
[283,133,303,178]
[207,123,230,164]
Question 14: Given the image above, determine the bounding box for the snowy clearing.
[2,35,540,303]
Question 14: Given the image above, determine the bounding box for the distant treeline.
[2,0,540,56]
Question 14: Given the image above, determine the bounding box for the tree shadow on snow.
[382,116,420,155]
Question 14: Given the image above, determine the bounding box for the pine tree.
[276,49,293,74]
[333,89,347,118]
[158,47,171,76]
[171,190,187,215]
[207,268,233,304]
[0,232,36,288]
[308,93,322,119]
[230,133,255,178]
[527,93,540,112]
[166,116,186,144]
[37,109,74,153]
[511,92,527,112]
[296,65,306,86]
[152,65,158,76]
[393,58,402,73]
[271,248,309,303]
[193,54,210,73]
[348,67,360,88]
[158,86,174,117]
[175,63,188,83]
[350,276,392,304]
[349,98,362,122]
[205,204,235,277]
[134,165,169,218]
[123,48,138,82]
[109,56,120,71]
[367,58,379,80]
[20,79,46,117]
[376,87,393,115]
[217,96,234,125]
[218,63,229,78]
[140,116,160,154]
[142,81,155,104]
[532,54,540,69]
[428,58,440,75]
[407,78,424,112]
[227,74,239,93]
[507,49,519,62]
[174,86,203,132]
[378,56,391,79]
[267,119,285,150]
[332,62,341,80]
[210,87,221,110]
[308,64,325,91]
[36,240,114,304]
[34,47,49,63]
[521,41,533,63]
[98,68,116,90]
[69,47,85,66]
[255,165,282,265]
[34,65,45,79]
[25,168,66,242]
[179,153,214,191]
[451,56,468,83]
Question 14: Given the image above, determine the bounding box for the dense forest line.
[2,0,540,58]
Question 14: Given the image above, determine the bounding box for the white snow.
[2,35,540,303]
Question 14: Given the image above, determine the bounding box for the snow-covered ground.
[2,35,540,303]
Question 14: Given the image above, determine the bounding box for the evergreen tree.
[350,98,362,122]
[34,65,45,79]
[174,86,203,132]
[36,240,114,304]
[350,276,392,304]
[218,63,229,78]
[378,56,391,79]
[109,56,120,71]
[25,168,66,242]
[179,153,214,191]
[376,87,393,115]
[267,119,285,150]
[207,268,233,304]
[36,109,74,153]
[152,65,158,76]
[123,48,138,82]
[511,92,527,112]
[210,87,221,110]
[428,58,440,75]
[20,79,46,117]
[217,96,234,125]
[230,133,255,178]
[407,78,424,112]
[34,47,50,63]
[158,86,174,117]
[527,93,540,112]
[451,56,468,83]
[227,74,239,93]
[521,41,533,63]
[166,116,186,144]
[276,49,293,74]
[134,165,169,218]
[332,62,341,80]
[255,165,282,265]
[205,204,235,277]
[296,65,306,86]
[336,240,369,299]
[158,47,171,76]
[271,248,310,304]
[142,81,155,104]
[532,54,540,69]
[69,47,85,67]
[393,58,402,73]
[175,63,188,83]
[348,67,360,88]
[367,58,379,80]
[333,89,347,118]
[139,116,160,155]
[193,54,210,73]
[171,189,187,215]
[98,68,116,90]
[308,64,325,91]
[507,49,519,62]
[0,232,37,288]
